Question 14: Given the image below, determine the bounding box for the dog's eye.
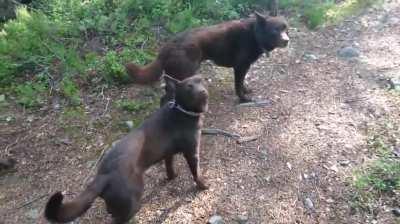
[188,84,194,89]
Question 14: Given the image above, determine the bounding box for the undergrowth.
[351,122,400,214]
[0,0,379,110]
[280,0,380,28]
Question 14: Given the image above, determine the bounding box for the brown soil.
[1,1,399,224]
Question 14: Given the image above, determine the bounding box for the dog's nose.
[199,89,208,96]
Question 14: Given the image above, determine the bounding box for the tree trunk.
[0,0,16,22]
[269,0,278,16]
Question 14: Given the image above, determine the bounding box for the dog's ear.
[254,11,267,24]
[163,75,180,92]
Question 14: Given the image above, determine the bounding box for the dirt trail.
[1,1,400,224]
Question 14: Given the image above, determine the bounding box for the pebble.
[330,164,339,172]
[338,46,360,59]
[236,215,248,224]
[286,162,292,170]
[393,147,400,157]
[208,215,224,224]
[388,77,400,90]
[26,208,40,220]
[392,208,400,217]
[338,160,350,166]
[303,52,318,61]
[304,197,314,211]
[125,120,134,130]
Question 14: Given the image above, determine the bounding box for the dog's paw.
[239,95,253,103]
[196,178,209,190]
[167,173,177,181]
[242,86,253,94]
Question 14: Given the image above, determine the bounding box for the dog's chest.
[169,128,199,152]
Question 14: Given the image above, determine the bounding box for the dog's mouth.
[194,94,209,113]
[278,40,289,48]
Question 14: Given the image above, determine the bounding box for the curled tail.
[45,175,108,223]
[125,59,163,85]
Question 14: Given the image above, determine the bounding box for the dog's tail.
[44,175,108,223]
[125,58,163,85]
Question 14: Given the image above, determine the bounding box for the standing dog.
[44,75,209,224]
[125,12,289,103]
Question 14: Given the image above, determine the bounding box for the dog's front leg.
[165,155,177,180]
[183,151,208,190]
[234,64,252,102]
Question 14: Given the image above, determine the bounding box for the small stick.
[101,97,110,117]
[0,193,49,217]
[237,135,260,144]
[13,194,49,210]
[237,100,272,108]
[84,147,108,184]
[201,128,241,139]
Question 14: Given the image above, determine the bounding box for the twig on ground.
[0,193,49,217]
[4,137,20,154]
[101,97,110,117]
[236,135,260,144]
[13,194,49,210]
[100,86,105,100]
[84,147,108,184]
[237,100,272,108]
[344,97,367,103]
[201,128,241,139]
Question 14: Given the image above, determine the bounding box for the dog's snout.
[199,89,208,96]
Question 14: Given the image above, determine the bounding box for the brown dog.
[44,75,209,224]
[125,12,289,103]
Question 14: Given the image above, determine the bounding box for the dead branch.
[237,100,272,108]
[201,128,241,139]
[237,135,260,144]
[101,97,111,117]
[84,147,108,184]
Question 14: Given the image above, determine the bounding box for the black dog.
[126,12,289,102]
[44,75,209,224]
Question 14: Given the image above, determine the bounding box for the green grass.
[115,96,160,128]
[279,0,381,29]
[15,81,47,108]
[351,123,400,213]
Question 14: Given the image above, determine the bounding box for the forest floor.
[1,1,400,223]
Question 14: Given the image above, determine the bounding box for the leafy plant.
[116,99,152,113]
[102,51,130,84]
[60,77,81,106]
[352,124,400,212]
[15,81,47,108]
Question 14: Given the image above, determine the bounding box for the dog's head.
[253,12,289,51]
[164,75,208,113]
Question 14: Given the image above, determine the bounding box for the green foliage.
[354,159,400,193]
[0,0,379,109]
[15,81,47,108]
[102,51,130,84]
[325,0,379,25]
[167,7,201,33]
[352,124,400,212]
[116,99,152,113]
[279,0,380,28]
[60,77,81,106]
[115,96,159,128]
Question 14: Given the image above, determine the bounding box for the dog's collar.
[168,101,202,117]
